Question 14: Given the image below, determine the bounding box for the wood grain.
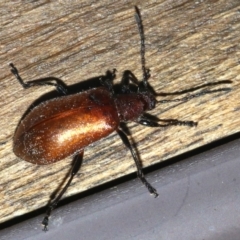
[0,0,239,224]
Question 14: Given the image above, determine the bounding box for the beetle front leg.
[117,128,158,198]
[120,70,140,93]
[9,63,68,95]
[137,116,197,128]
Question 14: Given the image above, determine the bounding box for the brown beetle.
[10,6,231,231]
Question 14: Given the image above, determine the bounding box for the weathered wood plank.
[0,0,239,224]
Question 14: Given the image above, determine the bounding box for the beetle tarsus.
[42,216,49,232]
[137,117,198,128]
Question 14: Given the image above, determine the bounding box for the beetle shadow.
[16,70,139,124]
[17,75,102,120]
[153,80,232,97]
[14,75,104,126]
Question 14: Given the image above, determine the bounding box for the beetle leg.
[117,128,158,198]
[99,69,116,95]
[42,151,84,231]
[137,115,197,128]
[120,70,139,93]
[120,69,152,94]
[9,63,68,95]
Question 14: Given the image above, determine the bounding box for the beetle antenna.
[135,6,149,89]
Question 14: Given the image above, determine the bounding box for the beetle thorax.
[115,92,156,122]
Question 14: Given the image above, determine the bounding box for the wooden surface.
[0,0,239,225]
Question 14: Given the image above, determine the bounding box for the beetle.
[10,6,231,231]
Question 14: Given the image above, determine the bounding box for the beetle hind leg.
[9,63,68,95]
[42,151,84,231]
